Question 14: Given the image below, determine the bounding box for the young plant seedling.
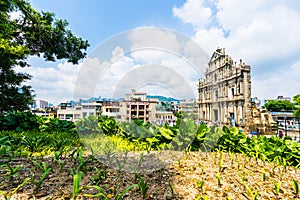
[241,178,258,200]
[262,168,266,181]
[216,172,221,187]
[196,179,204,191]
[168,181,175,197]
[91,167,107,185]
[139,177,149,199]
[35,167,52,192]
[218,152,224,172]
[32,161,52,192]
[73,171,83,200]
[138,152,144,170]
[291,179,299,196]
[2,163,21,181]
[273,181,281,195]
[0,177,30,200]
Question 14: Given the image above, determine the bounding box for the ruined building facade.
[198,48,252,128]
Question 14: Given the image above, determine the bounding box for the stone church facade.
[198,48,252,128]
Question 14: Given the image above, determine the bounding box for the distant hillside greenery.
[146,95,179,102]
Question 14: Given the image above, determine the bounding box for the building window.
[75,114,81,119]
[66,114,73,119]
[139,105,144,110]
[237,83,241,94]
[82,112,87,117]
[214,90,218,101]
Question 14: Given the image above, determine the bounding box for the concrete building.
[120,90,157,123]
[155,111,176,125]
[57,101,101,122]
[81,102,102,118]
[102,101,121,120]
[57,103,82,121]
[178,99,198,116]
[198,48,252,127]
[31,100,49,111]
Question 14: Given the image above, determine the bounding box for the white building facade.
[198,48,252,127]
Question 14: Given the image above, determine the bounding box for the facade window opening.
[214,90,218,101]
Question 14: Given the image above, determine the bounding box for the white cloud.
[22,1,300,104]
[173,0,213,29]
[174,0,300,98]
[253,60,300,99]
[15,61,80,105]
[112,64,196,99]
[128,27,181,53]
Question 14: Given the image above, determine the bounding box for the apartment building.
[155,111,176,125]
[102,101,121,120]
[120,90,157,122]
[57,101,101,122]
[178,99,198,116]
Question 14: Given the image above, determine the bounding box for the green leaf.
[160,127,173,140]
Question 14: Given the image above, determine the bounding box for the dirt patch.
[1,151,300,199]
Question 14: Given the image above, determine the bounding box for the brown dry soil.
[1,151,300,200]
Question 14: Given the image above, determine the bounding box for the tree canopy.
[0,0,89,113]
[264,99,295,112]
[293,94,300,117]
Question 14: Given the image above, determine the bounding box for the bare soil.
[1,151,300,200]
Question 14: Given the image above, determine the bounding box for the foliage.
[0,111,40,131]
[0,111,75,133]
[0,0,89,113]
[0,130,80,155]
[264,99,295,112]
[1,114,300,199]
[76,115,300,169]
[215,129,300,168]
[293,94,300,117]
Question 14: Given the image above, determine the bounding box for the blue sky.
[30,0,191,50]
[17,0,300,104]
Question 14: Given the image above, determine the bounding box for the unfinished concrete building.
[198,48,252,128]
